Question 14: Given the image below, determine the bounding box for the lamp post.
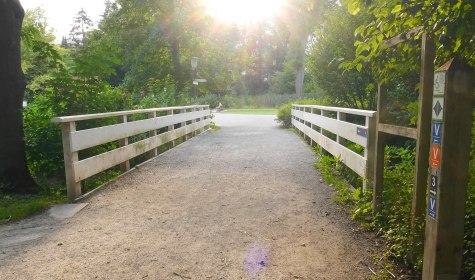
[191,57,199,98]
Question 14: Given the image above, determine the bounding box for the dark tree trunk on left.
[0,0,37,193]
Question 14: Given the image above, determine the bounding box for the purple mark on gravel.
[244,243,270,276]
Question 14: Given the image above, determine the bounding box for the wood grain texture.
[74,120,207,182]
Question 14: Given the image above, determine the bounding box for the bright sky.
[20,0,106,42]
[203,0,287,24]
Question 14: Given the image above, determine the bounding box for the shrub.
[276,99,327,128]
[24,73,130,185]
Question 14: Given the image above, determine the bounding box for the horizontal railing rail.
[291,104,376,189]
[52,105,211,201]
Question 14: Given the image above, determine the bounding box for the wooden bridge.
[1,76,472,278]
[0,108,378,279]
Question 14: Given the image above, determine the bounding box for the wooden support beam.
[148,112,158,158]
[365,115,376,192]
[372,84,388,214]
[61,122,81,202]
[181,109,188,141]
[118,115,130,172]
[167,109,175,147]
[378,123,417,139]
[422,59,474,280]
[337,112,347,145]
[408,34,435,263]
[385,26,423,47]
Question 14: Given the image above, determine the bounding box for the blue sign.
[428,194,437,219]
[357,127,367,138]
[432,122,443,144]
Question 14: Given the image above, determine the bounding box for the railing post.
[337,112,347,145]
[167,109,175,147]
[365,115,377,192]
[61,121,81,202]
[291,105,295,129]
[303,107,308,142]
[118,115,130,172]
[373,83,388,215]
[181,108,188,141]
[408,34,435,264]
[148,111,158,158]
[206,105,211,130]
[199,106,205,133]
[309,108,316,147]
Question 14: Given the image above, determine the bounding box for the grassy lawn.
[0,192,66,223]
[220,108,277,115]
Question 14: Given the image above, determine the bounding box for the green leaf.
[454,37,462,52]
[356,63,363,72]
[391,5,402,14]
[347,0,361,15]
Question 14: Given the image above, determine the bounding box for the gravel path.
[0,114,377,279]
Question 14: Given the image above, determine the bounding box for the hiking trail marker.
[422,59,474,280]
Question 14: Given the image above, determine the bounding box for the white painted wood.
[148,112,158,157]
[293,104,376,117]
[292,109,367,147]
[73,120,207,182]
[70,110,209,152]
[292,119,366,176]
[61,122,81,202]
[51,105,209,123]
[118,115,130,172]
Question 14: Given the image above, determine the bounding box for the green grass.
[0,192,66,223]
[220,108,278,115]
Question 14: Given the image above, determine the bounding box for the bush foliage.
[281,99,475,278]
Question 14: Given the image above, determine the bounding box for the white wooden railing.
[52,105,211,201]
[292,104,376,188]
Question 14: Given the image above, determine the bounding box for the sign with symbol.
[430,145,441,169]
[433,72,446,96]
[356,127,367,138]
[429,174,438,195]
[432,97,444,120]
[432,122,443,144]
[428,194,437,219]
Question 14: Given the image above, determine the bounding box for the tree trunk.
[0,0,37,193]
[295,65,304,99]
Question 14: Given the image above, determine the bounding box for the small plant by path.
[0,192,65,223]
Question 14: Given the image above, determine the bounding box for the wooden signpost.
[422,59,474,279]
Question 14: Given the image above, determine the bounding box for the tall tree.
[306,2,377,109]
[69,8,94,49]
[0,0,36,193]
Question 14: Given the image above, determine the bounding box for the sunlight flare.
[203,0,287,24]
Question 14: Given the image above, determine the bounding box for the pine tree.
[69,8,93,49]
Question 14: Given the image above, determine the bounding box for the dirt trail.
[0,114,377,279]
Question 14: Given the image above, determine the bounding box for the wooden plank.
[167,109,175,147]
[337,112,347,145]
[73,120,207,182]
[373,84,388,214]
[181,108,188,141]
[408,34,435,263]
[51,105,209,123]
[292,119,366,176]
[293,109,368,147]
[422,59,474,280]
[70,110,209,152]
[384,26,423,47]
[61,122,81,202]
[293,105,376,117]
[378,123,417,139]
[118,115,130,172]
[364,116,377,192]
[148,112,158,158]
